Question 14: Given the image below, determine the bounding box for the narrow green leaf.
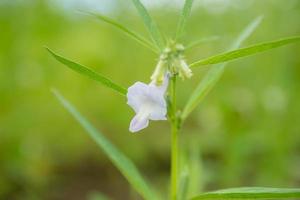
[229,16,264,50]
[131,0,164,50]
[186,36,220,50]
[178,167,189,200]
[52,89,158,200]
[176,0,194,40]
[46,48,127,95]
[191,187,300,200]
[88,12,158,53]
[187,140,203,198]
[190,36,300,67]
[181,16,263,120]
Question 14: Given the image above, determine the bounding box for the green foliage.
[190,36,300,67]
[131,0,165,50]
[88,12,158,53]
[191,187,300,200]
[176,0,194,40]
[46,48,127,95]
[52,89,158,200]
[2,1,300,199]
[185,36,220,50]
[178,167,189,200]
[186,140,203,198]
[181,16,263,120]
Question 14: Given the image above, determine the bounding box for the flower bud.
[178,58,192,80]
[151,59,167,86]
[151,43,192,84]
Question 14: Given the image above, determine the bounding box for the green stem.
[171,121,179,200]
[170,76,179,200]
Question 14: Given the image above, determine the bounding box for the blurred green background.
[1,0,300,199]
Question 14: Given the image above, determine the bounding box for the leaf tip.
[257,15,265,21]
[50,87,60,98]
[44,46,53,55]
[43,45,49,50]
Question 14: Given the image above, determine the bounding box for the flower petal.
[127,82,149,113]
[129,114,149,133]
[149,104,167,120]
[149,73,169,95]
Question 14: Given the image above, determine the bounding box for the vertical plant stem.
[171,122,179,200]
[170,75,179,200]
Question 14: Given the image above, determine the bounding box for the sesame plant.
[47,0,300,199]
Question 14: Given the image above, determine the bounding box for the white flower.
[127,76,169,133]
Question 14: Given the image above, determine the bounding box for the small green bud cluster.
[151,41,192,85]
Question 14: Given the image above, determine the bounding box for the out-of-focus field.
[0,0,300,199]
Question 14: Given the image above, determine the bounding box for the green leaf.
[185,36,220,50]
[190,36,300,67]
[191,187,300,200]
[46,48,127,96]
[176,0,194,40]
[88,12,158,53]
[52,89,158,200]
[181,16,263,120]
[187,140,203,198]
[178,167,189,200]
[131,0,164,50]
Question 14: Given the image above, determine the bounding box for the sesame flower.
[127,76,169,133]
